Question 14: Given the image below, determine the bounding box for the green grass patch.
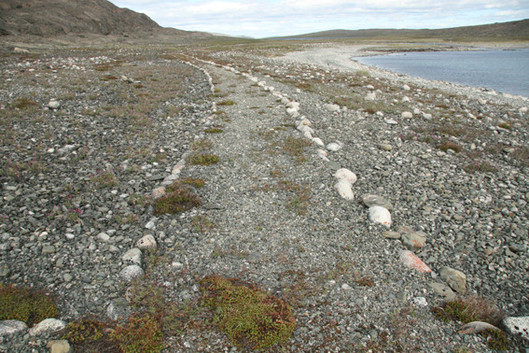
[217,100,236,106]
[200,275,296,350]
[204,127,223,134]
[178,178,206,188]
[0,283,59,326]
[186,153,219,166]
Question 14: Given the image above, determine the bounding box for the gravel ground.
[1,43,528,352]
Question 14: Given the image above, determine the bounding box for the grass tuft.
[438,140,462,153]
[153,184,201,215]
[432,296,508,350]
[12,97,38,109]
[200,275,296,350]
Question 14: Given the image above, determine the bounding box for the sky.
[108,0,529,38]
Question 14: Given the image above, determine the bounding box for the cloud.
[108,0,529,37]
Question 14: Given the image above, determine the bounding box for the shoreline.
[276,43,529,108]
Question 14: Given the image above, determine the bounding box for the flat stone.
[401,230,427,250]
[324,103,340,112]
[47,100,60,110]
[378,143,392,151]
[503,316,529,340]
[326,142,343,152]
[365,92,376,101]
[42,245,55,254]
[382,231,401,239]
[46,340,71,353]
[312,137,324,146]
[440,266,466,294]
[136,234,156,250]
[429,282,456,300]
[29,318,66,336]
[384,118,398,125]
[361,194,393,210]
[97,232,110,242]
[120,265,144,282]
[401,111,413,119]
[0,320,28,336]
[145,218,156,230]
[369,206,392,228]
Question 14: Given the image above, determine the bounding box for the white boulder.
[335,179,354,200]
[335,168,357,185]
[368,206,392,227]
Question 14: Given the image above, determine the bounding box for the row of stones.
[0,60,217,351]
[197,60,528,342]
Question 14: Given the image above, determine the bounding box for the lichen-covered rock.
[399,250,431,273]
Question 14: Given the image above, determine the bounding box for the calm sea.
[353,49,529,97]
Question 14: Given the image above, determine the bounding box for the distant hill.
[273,19,529,41]
[0,0,195,37]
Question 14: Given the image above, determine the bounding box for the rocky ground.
[1,42,528,352]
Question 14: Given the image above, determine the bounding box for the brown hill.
[274,19,529,41]
[0,0,162,36]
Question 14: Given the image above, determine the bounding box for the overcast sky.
[108,0,529,38]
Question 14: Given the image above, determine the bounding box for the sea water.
[354,49,529,97]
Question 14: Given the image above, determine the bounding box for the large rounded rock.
[122,248,142,265]
[335,179,354,200]
[335,168,357,185]
[0,320,28,337]
[120,265,144,282]
[46,340,71,353]
[136,234,156,250]
[440,266,466,294]
[29,318,66,336]
[368,206,392,228]
[503,316,529,341]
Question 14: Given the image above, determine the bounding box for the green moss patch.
[0,283,59,326]
[200,275,296,350]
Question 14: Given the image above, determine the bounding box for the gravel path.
[1,44,528,352]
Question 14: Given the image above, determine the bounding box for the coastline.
[276,43,529,108]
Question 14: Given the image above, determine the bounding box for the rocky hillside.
[0,0,162,36]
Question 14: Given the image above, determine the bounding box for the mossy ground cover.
[0,283,59,326]
[200,275,296,350]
